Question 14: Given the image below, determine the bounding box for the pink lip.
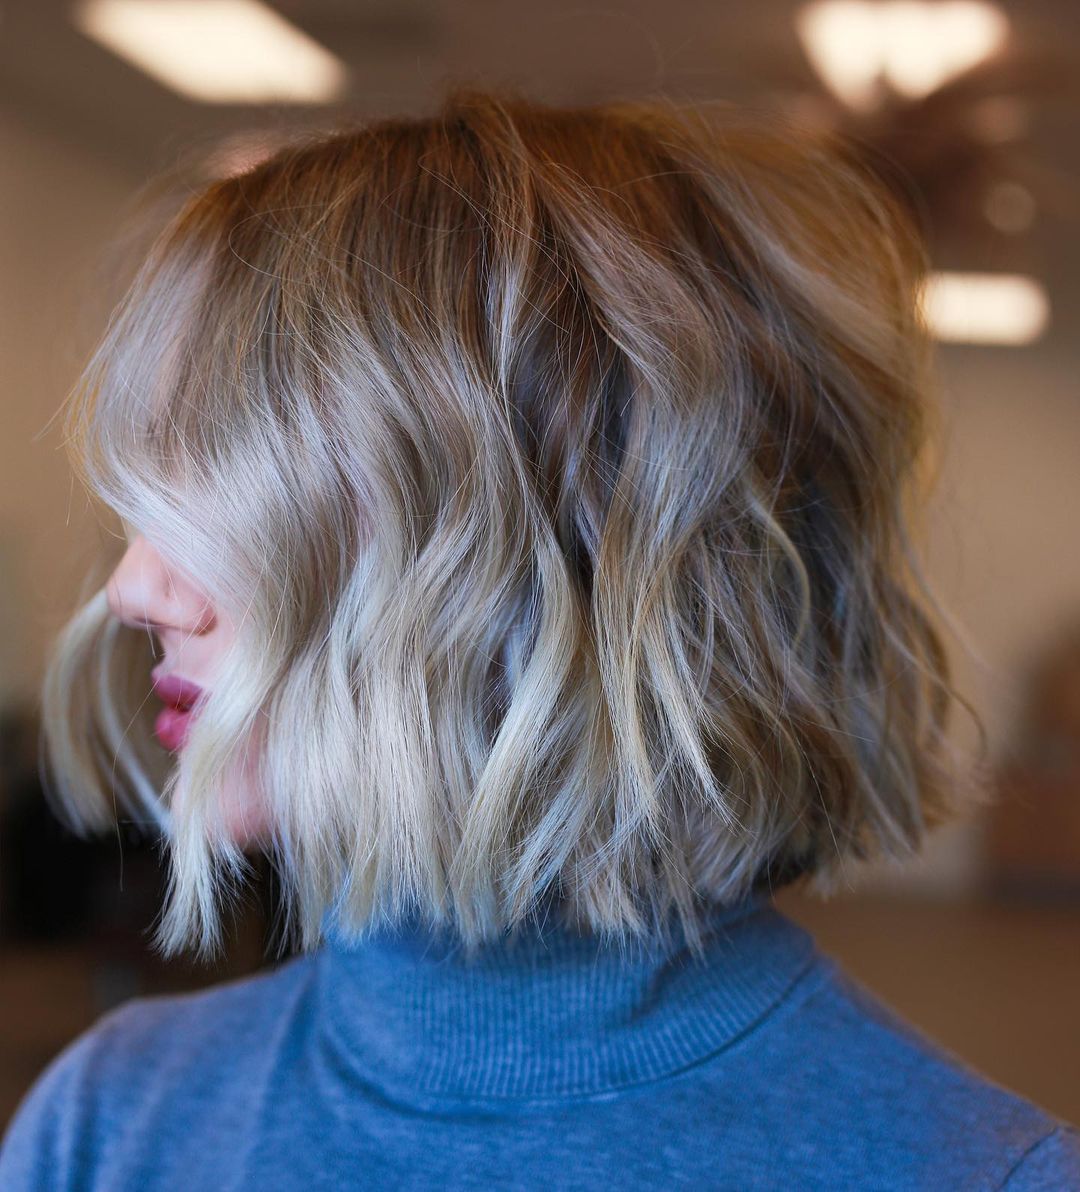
[154,704,197,752]
[151,667,206,752]
[151,668,205,710]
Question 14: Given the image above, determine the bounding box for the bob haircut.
[42,86,986,962]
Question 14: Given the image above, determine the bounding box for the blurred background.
[1,0,1079,1131]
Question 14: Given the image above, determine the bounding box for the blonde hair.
[42,86,987,962]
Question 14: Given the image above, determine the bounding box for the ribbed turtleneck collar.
[314,890,822,1104]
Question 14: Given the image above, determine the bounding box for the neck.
[313,889,822,1103]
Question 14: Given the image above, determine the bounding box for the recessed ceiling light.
[918,272,1049,345]
[72,0,348,105]
[796,1,1009,112]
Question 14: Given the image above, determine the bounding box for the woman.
[2,86,1076,1190]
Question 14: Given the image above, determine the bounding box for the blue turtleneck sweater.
[1,890,1077,1190]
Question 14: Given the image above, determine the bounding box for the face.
[105,532,271,851]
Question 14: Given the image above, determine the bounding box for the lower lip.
[155,705,196,752]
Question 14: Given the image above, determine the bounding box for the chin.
[222,798,273,853]
[214,730,272,851]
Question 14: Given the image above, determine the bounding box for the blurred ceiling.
[2,0,1076,178]
[2,0,1079,341]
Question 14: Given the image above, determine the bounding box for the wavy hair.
[41,86,987,962]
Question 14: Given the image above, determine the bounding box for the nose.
[105,533,214,634]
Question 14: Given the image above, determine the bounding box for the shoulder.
[46,949,315,1091]
[87,950,316,1077]
[784,957,1080,1189]
[998,1125,1080,1189]
[0,952,317,1191]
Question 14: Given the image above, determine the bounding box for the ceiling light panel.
[797,1,1009,111]
[72,0,348,104]
[919,272,1050,345]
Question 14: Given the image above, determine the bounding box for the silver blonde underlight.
[41,87,989,962]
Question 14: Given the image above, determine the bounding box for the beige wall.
[851,344,1080,894]
[930,346,1080,750]
[0,108,136,708]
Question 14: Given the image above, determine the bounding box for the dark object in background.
[0,701,167,945]
[0,700,284,974]
[1,772,167,944]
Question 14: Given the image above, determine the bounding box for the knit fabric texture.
[1,890,1077,1190]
